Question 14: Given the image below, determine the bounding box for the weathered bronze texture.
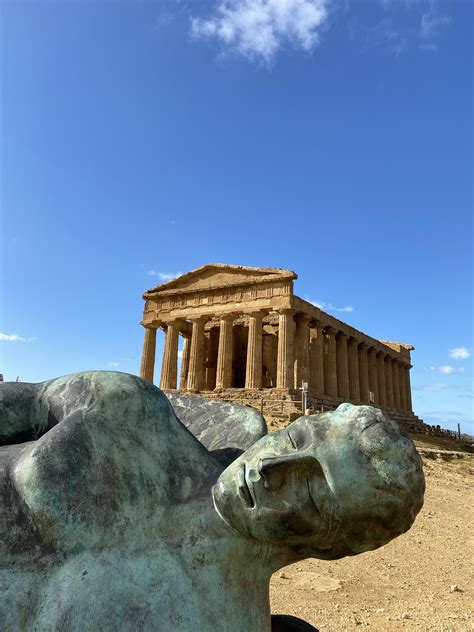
[0,372,424,631]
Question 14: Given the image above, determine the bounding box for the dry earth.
[270,437,473,631]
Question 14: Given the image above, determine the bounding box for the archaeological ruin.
[139,264,425,429]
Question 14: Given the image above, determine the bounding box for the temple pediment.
[144,264,297,297]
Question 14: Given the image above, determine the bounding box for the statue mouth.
[237,465,255,508]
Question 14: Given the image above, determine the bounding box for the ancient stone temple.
[140,264,418,425]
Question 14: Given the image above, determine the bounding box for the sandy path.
[270,452,473,631]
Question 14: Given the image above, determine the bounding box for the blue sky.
[1,0,472,433]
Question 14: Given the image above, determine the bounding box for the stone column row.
[139,316,413,412]
[144,310,282,392]
[309,325,413,412]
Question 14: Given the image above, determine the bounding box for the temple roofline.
[144,264,297,298]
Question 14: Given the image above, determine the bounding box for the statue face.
[212,404,424,559]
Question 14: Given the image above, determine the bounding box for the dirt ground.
[270,438,473,631]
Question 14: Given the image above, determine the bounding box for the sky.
[1,0,472,434]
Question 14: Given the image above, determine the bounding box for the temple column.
[368,347,379,404]
[140,325,157,383]
[385,357,394,408]
[294,313,311,389]
[358,343,369,403]
[392,358,401,410]
[179,334,191,390]
[215,313,235,389]
[159,320,181,390]
[336,332,350,400]
[205,328,219,390]
[348,337,360,401]
[309,320,324,395]
[405,365,413,412]
[186,316,206,392]
[376,352,387,406]
[276,308,295,389]
[323,327,338,397]
[245,311,264,389]
[399,362,407,411]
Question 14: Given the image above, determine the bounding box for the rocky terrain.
[271,436,473,631]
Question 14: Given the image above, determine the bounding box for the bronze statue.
[0,372,424,631]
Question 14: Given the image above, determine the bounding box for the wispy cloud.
[108,362,120,367]
[365,18,406,58]
[448,347,471,361]
[189,0,452,63]
[420,2,451,49]
[422,410,464,417]
[425,365,465,375]
[147,270,183,282]
[352,0,451,58]
[191,0,329,64]
[0,332,36,342]
[416,383,452,392]
[421,410,464,425]
[307,298,354,314]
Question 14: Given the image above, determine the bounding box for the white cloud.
[189,0,452,62]
[191,0,329,64]
[448,347,471,361]
[0,332,36,342]
[178,350,183,360]
[147,271,183,282]
[108,362,120,367]
[307,298,354,314]
[426,365,465,375]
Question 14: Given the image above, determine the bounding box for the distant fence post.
[457,422,461,440]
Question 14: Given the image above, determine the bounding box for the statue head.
[212,403,424,560]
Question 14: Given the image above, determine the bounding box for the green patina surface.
[0,372,424,631]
